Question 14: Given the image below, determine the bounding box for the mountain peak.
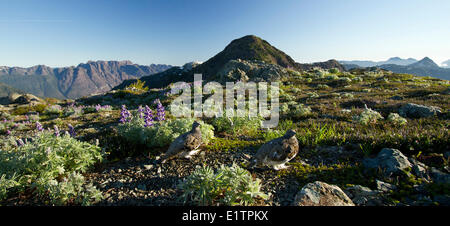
[196,35,299,80]
[411,57,439,68]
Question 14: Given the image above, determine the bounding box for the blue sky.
[0,0,449,67]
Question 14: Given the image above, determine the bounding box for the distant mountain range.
[340,57,418,67]
[116,35,345,90]
[378,57,450,80]
[0,61,172,99]
[342,57,450,80]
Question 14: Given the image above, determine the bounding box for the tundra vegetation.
[0,67,449,206]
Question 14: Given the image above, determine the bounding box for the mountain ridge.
[379,57,450,80]
[0,61,172,99]
[340,57,418,67]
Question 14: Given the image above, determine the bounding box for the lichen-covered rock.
[399,103,442,118]
[363,148,412,176]
[293,181,354,206]
[344,185,382,206]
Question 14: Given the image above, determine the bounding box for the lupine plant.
[179,164,268,206]
[144,105,154,127]
[0,131,104,205]
[119,105,131,123]
[154,99,166,121]
[117,115,214,150]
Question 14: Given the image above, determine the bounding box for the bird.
[159,121,203,164]
[249,129,299,170]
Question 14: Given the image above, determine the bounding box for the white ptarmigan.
[159,121,203,164]
[249,129,299,170]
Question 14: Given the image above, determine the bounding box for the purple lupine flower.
[6,130,11,135]
[138,105,144,119]
[155,99,165,121]
[119,105,131,123]
[53,125,60,137]
[144,105,154,127]
[68,124,76,137]
[95,104,101,112]
[36,121,44,132]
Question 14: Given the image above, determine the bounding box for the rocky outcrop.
[363,148,412,176]
[217,59,289,82]
[399,103,442,118]
[293,181,354,206]
[0,93,43,105]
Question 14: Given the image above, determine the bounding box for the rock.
[409,158,429,179]
[430,167,450,184]
[376,180,397,192]
[344,185,382,206]
[217,59,289,82]
[399,103,442,118]
[293,181,354,206]
[363,148,412,176]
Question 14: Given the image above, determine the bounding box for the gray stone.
[399,103,442,118]
[344,185,382,206]
[363,148,412,176]
[376,180,397,192]
[430,167,450,184]
[409,158,429,179]
[293,181,354,206]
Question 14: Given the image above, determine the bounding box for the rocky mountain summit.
[116,35,345,90]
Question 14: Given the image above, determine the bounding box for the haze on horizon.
[0,0,449,68]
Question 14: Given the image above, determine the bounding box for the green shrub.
[179,164,268,206]
[353,108,383,125]
[292,104,312,117]
[126,79,149,92]
[211,115,261,136]
[11,104,46,115]
[43,105,63,116]
[329,68,340,74]
[387,113,407,126]
[0,132,103,205]
[44,172,103,206]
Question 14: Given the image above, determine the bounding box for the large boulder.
[363,148,412,176]
[399,103,442,118]
[293,181,354,206]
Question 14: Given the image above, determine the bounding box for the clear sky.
[0,0,449,67]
